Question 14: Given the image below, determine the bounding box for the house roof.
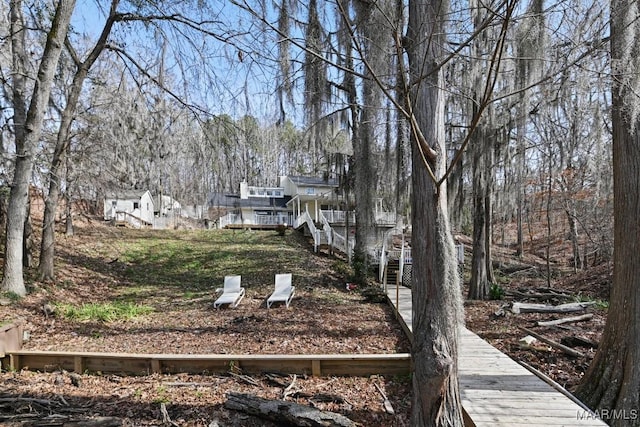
[287,175,339,187]
[208,192,291,209]
[104,189,150,200]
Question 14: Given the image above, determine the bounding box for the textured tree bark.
[575,3,640,424]
[3,0,76,296]
[406,0,465,425]
[469,124,489,300]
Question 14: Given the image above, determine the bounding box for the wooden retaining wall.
[3,350,411,377]
[0,321,23,357]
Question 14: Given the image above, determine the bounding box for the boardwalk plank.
[384,284,606,426]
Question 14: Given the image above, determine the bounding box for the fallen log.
[537,313,594,327]
[507,289,574,301]
[23,416,123,426]
[225,392,357,427]
[511,301,595,314]
[519,327,585,358]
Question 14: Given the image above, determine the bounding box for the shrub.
[489,283,505,300]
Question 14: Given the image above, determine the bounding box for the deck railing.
[319,210,356,224]
[218,213,293,229]
[320,209,396,226]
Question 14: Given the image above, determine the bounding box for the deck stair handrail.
[318,210,333,247]
[114,211,152,228]
[331,230,355,260]
[379,238,388,284]
[295,210,321,252]
[399,235,405,287]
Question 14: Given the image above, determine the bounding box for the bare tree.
[2,0,76,296]
[38,0,123,280]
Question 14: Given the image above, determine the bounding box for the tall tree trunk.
[484,139,495,284]
[39,0,119,280]
[3,0,76,296]
[352,0,389,281]
[65,189,74,236]
[575,3,640,424]
[352,86,377,280]
[467,0,495,300]
[468,125,489,300]
[407,0,464,424]
[22,199,33,268]
[565,205,581,272]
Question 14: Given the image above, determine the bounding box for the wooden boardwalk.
[385,284,607,426]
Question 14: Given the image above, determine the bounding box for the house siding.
[103,190,155,227]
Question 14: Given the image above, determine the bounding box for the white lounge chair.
[213,275,245,308]
[267,273,295,308]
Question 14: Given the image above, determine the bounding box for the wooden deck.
[385,284,606,426]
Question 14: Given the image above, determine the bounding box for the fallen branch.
[282,374,298,399]
[537,313,594,327]
[507,289,574,301]
[374,383,395,415]
[519,327,585,358]
[228,371,260,387]
[22,416,123,426]
[160,402,179,427]
[264,373,290,388]
[511,301,595,314]
[164,381,219,388]
[225,392,357,427]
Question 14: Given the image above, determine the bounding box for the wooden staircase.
[384,259,401,287]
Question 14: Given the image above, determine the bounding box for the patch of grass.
[332,259,353,279]
[1,292,22,303]
[55,301,154,322]
[575,294,609,309]
[317,291,346,305]
[182,291,198,299]
[153,386,170,404]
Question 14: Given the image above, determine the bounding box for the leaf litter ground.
[0,222,609,426]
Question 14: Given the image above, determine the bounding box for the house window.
[134,202,139,209]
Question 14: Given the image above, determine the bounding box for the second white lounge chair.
[267,273,295,308]
[213,275,245,308]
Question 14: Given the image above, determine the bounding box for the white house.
[209,176,343,228]
[281,175,342,223]
[103,190,155,228]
